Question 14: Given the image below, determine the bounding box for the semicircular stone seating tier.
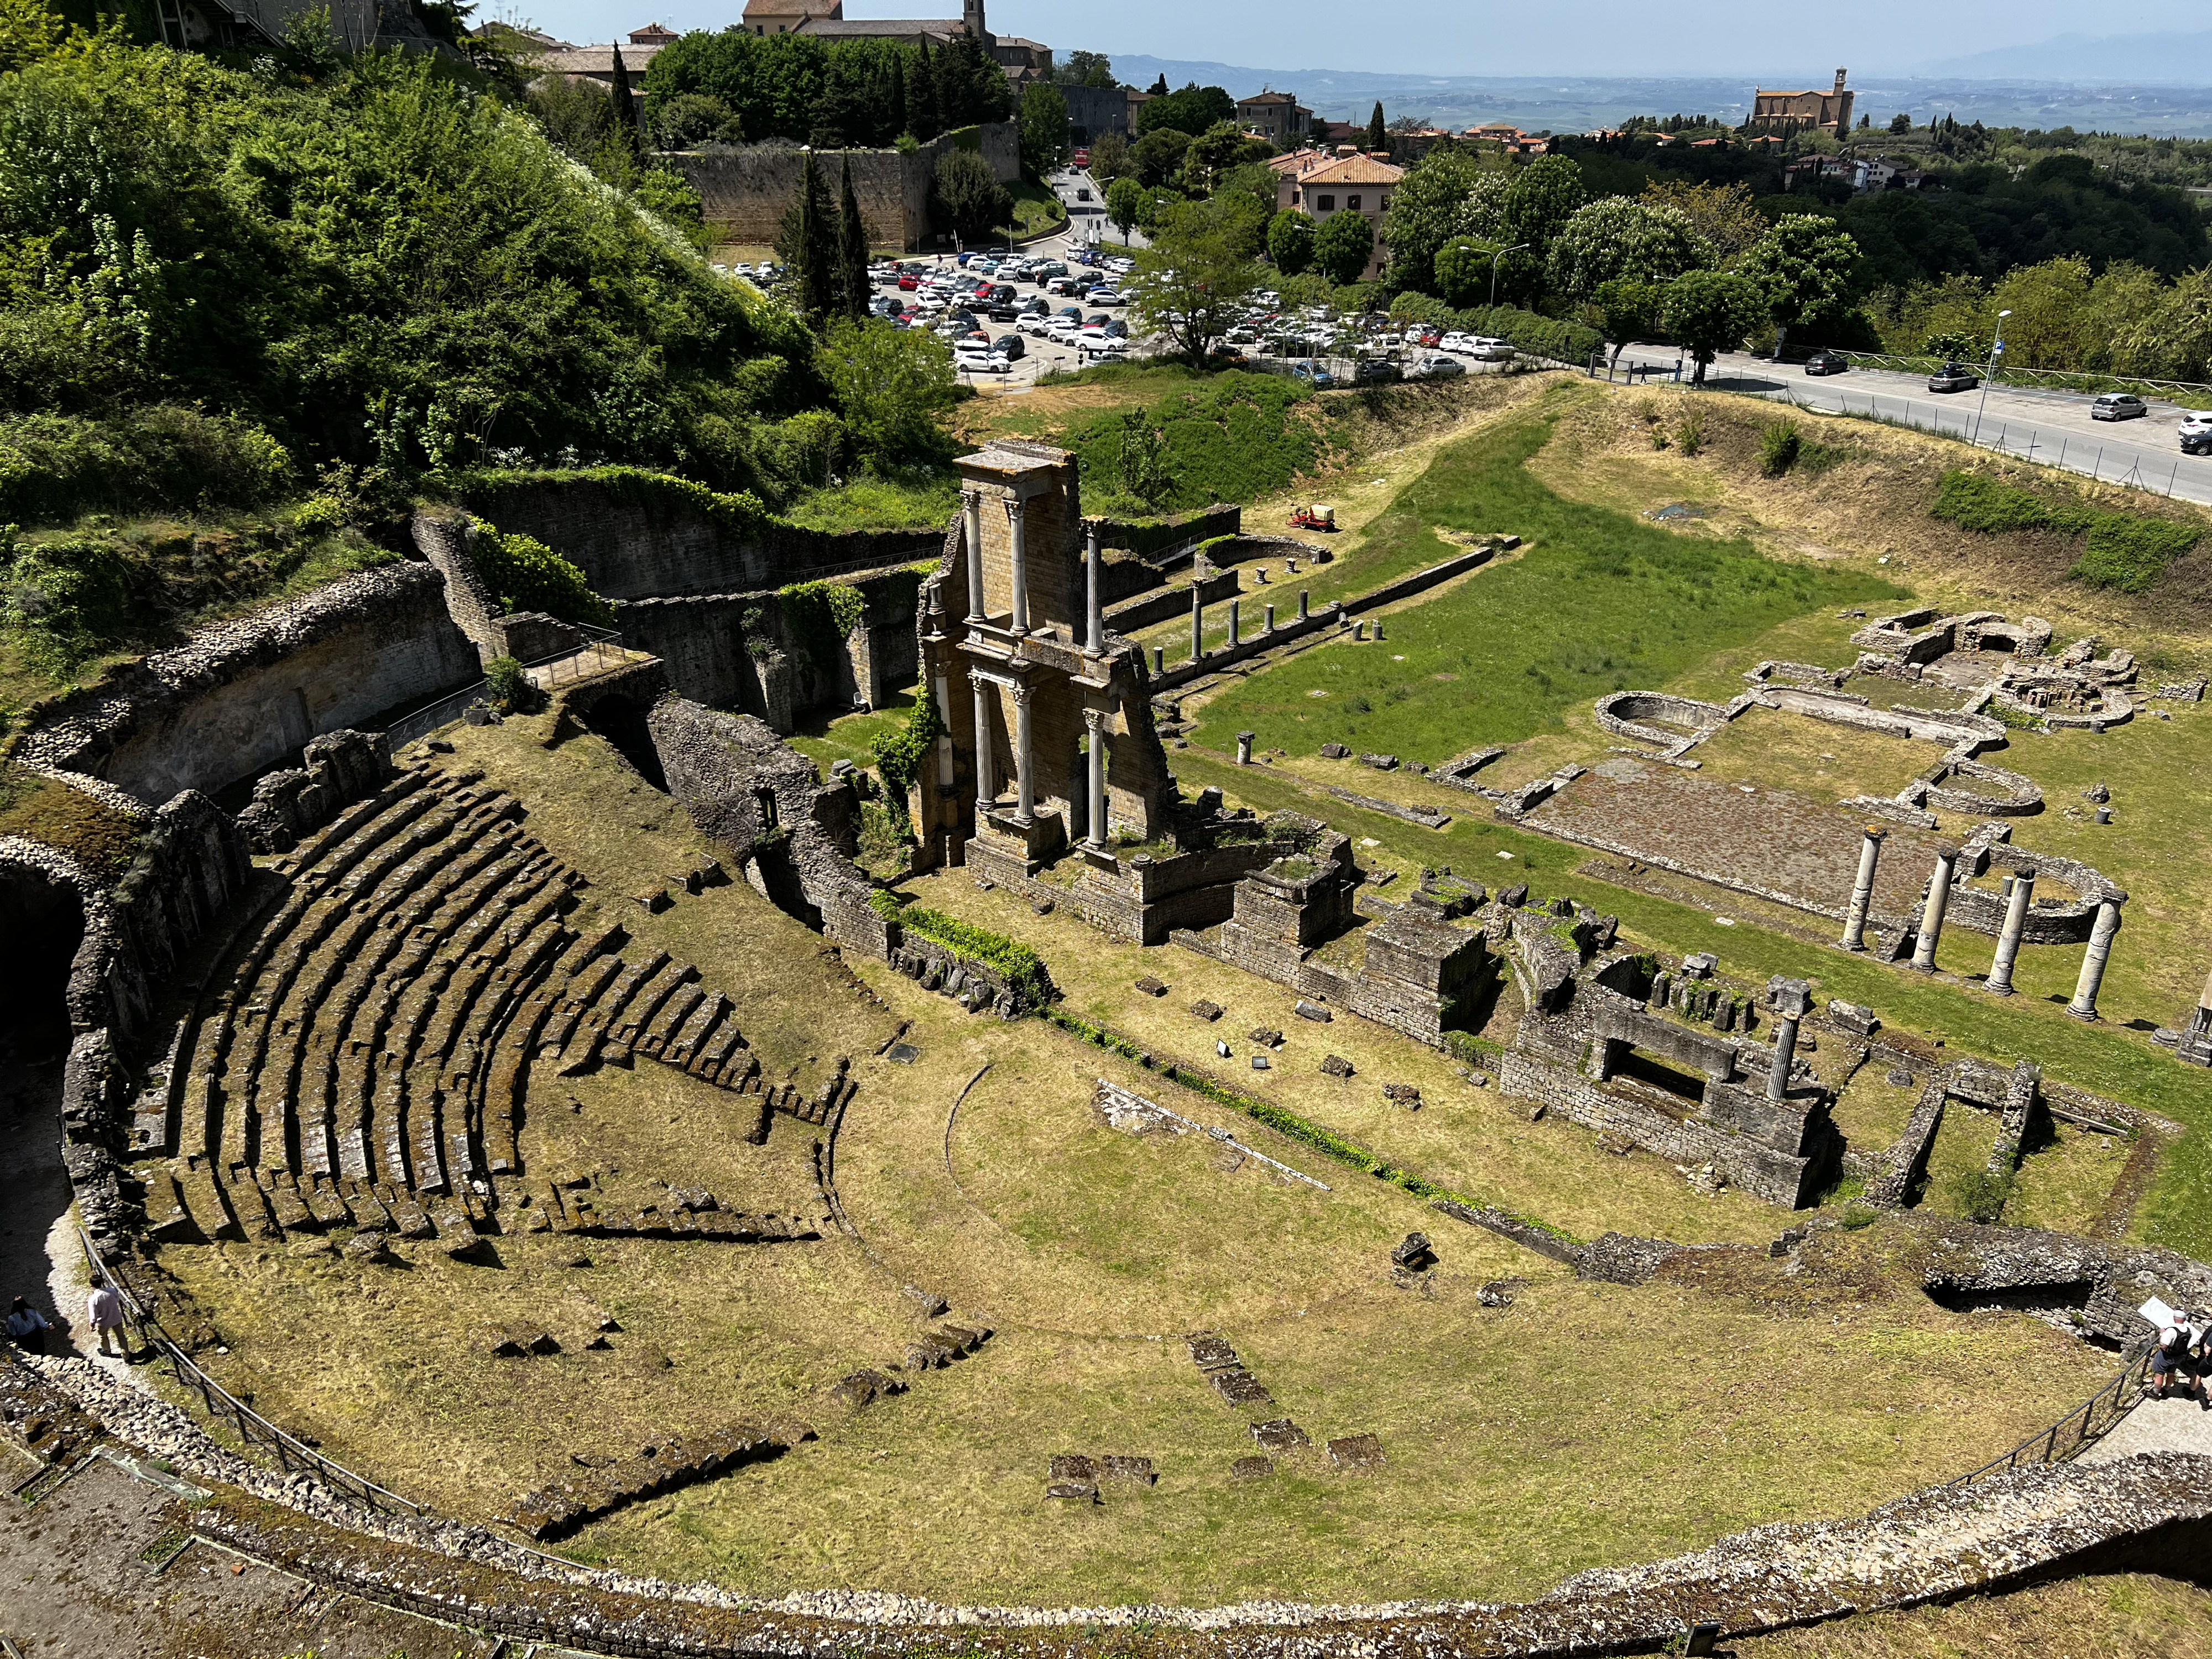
[146,764,843,1253]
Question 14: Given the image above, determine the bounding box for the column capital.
[1009,681,1034,707]
[1004,497,1025,522]
[1083,706,1107,731]
[967,669,992,693]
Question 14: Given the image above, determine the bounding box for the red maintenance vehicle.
[1289,504,1337,533]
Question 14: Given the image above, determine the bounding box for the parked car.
[1467,336,1514,362]
[1803,350,1848,375]
[2180,410,2212,455]
[1353,359,1402,385]
[1438,331,1475,354]
[1046,276,1082,296]
[898,272,921,291]
[2092,392,2150,421]
[1291,362,1335,390]
[1082,340,1126,362]
[1047,318,1083,344]
[1408,353,1466,380]
[1018,295,1048,317]
[956,348,1009,375]
[1018,312,1054,336]
[990,333,1025,360]
[1928,362,1979,393]
[1101,320,1129,339]
[1087,287,1124,305]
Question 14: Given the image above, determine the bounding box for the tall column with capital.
[969,672,994,816]
[1084,519,1103,653]
[1084,708,1108,847]
[1013,682,1035,824]
[1006,498,1030,633]
[963,490,984,622]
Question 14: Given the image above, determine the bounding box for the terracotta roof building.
[1277,152,1404,280]
[1236,89,1313,144]
[742,0,839,33]
[1751,68,1855,135]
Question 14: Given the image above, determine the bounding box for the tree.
[779,149,838,324]
[1055,50,1115,88]
[836,155,868,321]
[1498,153,1587,257]
[1639,180,1767,265]
[1736,213,1859,352]
[1593,276,1665,361]
[1089,130,1132,182]
[1149,73,1168,96]
[1546,197,1709,300]
[1138,82,1235,137]
[1130,127,1192,187]
[1365,101,1386,153]
[1267,207,1316,276]
[1313,211,1375,285]
[1129,194,1268,365]
[928,148,1010,247]
[909,35,941,141]
[1379,147,1493,294]
[1106,176,1144,243]
[1018,80,1069,181]
[608,46,641,154]
[1434,235,1512,307]
[1663,269,1764,382]
[816,317,956,467]
[1214,161,1280,221]
[1186,119,1261,191]
[653,92,742,150]
[1889,112,1911,134]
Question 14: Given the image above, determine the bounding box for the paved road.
[1610,345,2212,507]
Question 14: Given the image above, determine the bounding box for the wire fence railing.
[381,626,635,751]
[76,1227,425,1516]
[1949,1338,2157,1488]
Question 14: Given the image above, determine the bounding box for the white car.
[1468,336,1514,361]
[1439,331,1475,353]
[956,349,1009,375]
[1087,288,1124,305]
[2181,410,2212,455]
[1018,312,1055,336]
[1081,340,1127,362]
[1047,318,1083,345]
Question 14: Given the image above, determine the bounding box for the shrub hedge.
[1931,468,2203,594]
[467,518,614,627]
[877,895,1055,1006]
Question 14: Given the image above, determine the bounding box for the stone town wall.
[457,482,945,604]
[665,125,1020,251]
[14,564,478,808]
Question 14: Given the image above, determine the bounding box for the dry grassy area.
[1736,1571,2212,1659]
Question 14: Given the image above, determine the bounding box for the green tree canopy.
[1186,119,1264,191]
[1546,197,1711,299]
[644,29,1008,150]
[1663,268,1765,381]
[1131,127,1192,187]
[1379,147,1493,294]
[1106,176,1145,243]
[1267,208,1316,277]
[1498,153,1588,257]
[1313,211,1375,285]
[1593,276,1666,358]
[1138,82,1235,137]
[652,91,743,150]
[1738,212,1860,342]
[1129,194,1267,364]
[928,148,1010,246]
[1365,101,1387,153]
[1055,50,1115,88]
[1018,80,1070,181]
[1434,235,1515,307]
[815,317,955,467]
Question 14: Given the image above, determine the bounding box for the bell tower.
[964,0,988,41]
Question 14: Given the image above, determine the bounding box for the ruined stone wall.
[463,478,943,603]
[16,565,478,808]
[664,125,1020,251]
[1103,569,1239,635]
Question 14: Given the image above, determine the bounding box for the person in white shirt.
[4,1296,51,1354]
[87,1277,126,1359]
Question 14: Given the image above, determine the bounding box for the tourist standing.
[87,1277,126,1359]
[4,1296,51,1354]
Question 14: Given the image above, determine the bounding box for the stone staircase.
[132,763,840,1251]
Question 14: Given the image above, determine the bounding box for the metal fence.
[1949,1338,2156,1488]
[381,626,635,751]
[76,1227,425,1516]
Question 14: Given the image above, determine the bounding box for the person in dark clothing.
[4,1296,51,1354]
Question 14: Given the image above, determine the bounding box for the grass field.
[1189,400,1903,763]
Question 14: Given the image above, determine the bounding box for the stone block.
[1391,1232,1437,1271]
[1250,1417,1308,1452]
[1049,1453,1098,1482]
[1319,743,1350,759]
[1327,1433,1385,1471]
[1135,977,1169,997]
[631,886,672,914]
[1211,1368,1272,1407]
[1477,1279,1522,1307]
[1186,1333,1240,1371]
[1189,1000,1224,1022]
[1827,999,1878,1035]
[1321,1055,1354,1078]
[1383,1082,1422,1109]
[1045,1480,1099,1503]
[1295,1000,1332,1022]
[1360,753,1399,770]
[1102,1454,1156,1485]
[1249,1026,1284,1047]
[1232,1455,1273,1479]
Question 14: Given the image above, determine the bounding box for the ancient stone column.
[1084,519,1103,654]
[2067,893,2125,1020]
[1986,868,2036,995]
[1908,845,1959,973]
[1084,708,1108,847]
[1190,587,1203,663]
[1765,978,1813,1102]
[1012,682,1035,825]
[1839,825,1886,951]
[969,672,994,815]
[1264,603,1276,633]
[1235,731,1255,765]
[1152,645,1164,676]
[1229,599,1241,645]
[963,489,984,622]
[1298,589,1310,620]
[1006,499,1030,634]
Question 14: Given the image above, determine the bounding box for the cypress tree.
[1365,100,1386,153]
[794,149,837,325]
[890,51,908,140]
[837,155,868,321]
[610,47,641,150]
[912,38,942,142]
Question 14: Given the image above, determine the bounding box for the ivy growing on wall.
[869,685,943,826]
[468,517,614,626]
[777,578,865,677]
[873,892,1055,1006]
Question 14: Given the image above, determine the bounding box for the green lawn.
[1191,405,1904,762]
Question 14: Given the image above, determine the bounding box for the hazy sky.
[518,0,2202,78]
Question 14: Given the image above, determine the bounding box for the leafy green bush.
[869,685,943,818]
[882,896,1055,1005]
[1442,1030,1503,1066]
[467,518,613,626]
[778,579,865,676]
[484,654,536,713]
[1065,372,1319,510]
[1947,1167,2017,1224]
[2073,514,2202,593]
[1840,1199,1879,1230]
[1931,469,2077,534]
[0,408,295,528]
[4,536,146,677]
[1446,304,1604,366]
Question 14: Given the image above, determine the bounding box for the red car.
[898,272,921,291]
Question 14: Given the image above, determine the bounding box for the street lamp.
[1489,241,1531,311]
[1973,309,2011,444]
